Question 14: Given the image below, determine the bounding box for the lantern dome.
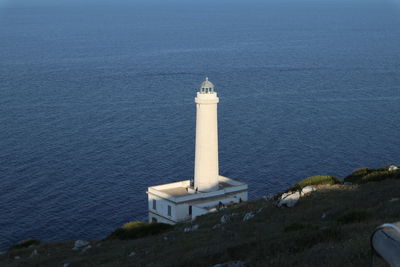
[199,77,215,93]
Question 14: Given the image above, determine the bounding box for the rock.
[63,264,70,267]
[14,256,21,260]
[30,249,39,258]
[184,224,199,232]
[96,243,102,247]
[73,240,90,250]
[163,236,168,240]
[243,212,255,221]
[390,198,400,202]
[0,251,6,255]
[80,245,92,254]
[263,193,275,201]
[257,207,263,213]
[321,212,326,219]
[301,186,316,195]
[228,261,245,267]
[212,224,222,229]
[213,261,245,267]
[388,165,398,171]
[128,251,136,257]
[277,191,301,208]
[74,240,89,249]
[221,214,231,224]
[344,182,353,185]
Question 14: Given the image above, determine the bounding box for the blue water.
[1,0,400,250]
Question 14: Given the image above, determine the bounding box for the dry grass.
[107,222,173,240]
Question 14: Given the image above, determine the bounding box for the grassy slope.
[1,175,400,266]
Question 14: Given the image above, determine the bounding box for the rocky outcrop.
[277,191,301,207]
[277,186,317,208]
[73,240,89,249]
[388,165,399,172]
[184,224,199,232]
[242,212,255,221]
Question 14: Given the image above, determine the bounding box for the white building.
[147,78,248,224]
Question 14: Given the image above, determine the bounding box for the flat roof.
[159,180,235,197]
[160,186,191,197]
[148,176,248,203]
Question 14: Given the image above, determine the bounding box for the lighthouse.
[194,77,219,192]
[147,78,248,224]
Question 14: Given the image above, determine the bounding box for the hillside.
[1,166,400,267]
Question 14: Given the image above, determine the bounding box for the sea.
[0,0,399,250]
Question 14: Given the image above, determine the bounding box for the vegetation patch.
[336,211,369,225]
[361,170,400,183]
[344,167,400,184]
[290,175,341,191]
[10,238,40,249]
[107,221,173,240]
[284,223,314,232]
[292,226,342,252]
[344,168,375,183]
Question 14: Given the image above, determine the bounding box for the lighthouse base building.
[148,176,248,224]
[147,78,248,224]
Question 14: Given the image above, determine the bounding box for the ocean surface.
[1,0,399,250]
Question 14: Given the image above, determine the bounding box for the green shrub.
[344,168,373,183]
[10,239,40,249]
[107,221,173,240]
[290,175,341,191]
[344,167,400,184]
[336,211,369,225]
[362,170,400,183]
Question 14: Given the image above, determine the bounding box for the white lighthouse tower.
[147,78,248,224]
[194,77,219,192]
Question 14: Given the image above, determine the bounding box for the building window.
[152,199,156,210]
[189,205,192,216]
[152,217,157,223]
[167,205,171,216]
